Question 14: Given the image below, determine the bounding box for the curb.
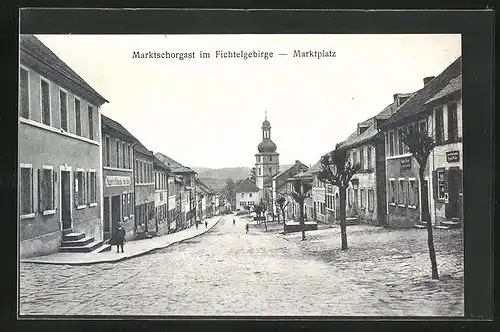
[20,216,224,266]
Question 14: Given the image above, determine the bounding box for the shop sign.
[400,157,412,170]
[105,176,131,187]
[446,150,460,162]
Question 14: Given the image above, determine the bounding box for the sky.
[35,34,461,169]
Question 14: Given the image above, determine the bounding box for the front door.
[103,197,111,240]
[61,170,71,230]
[111,195,121,235]
[446,168,461,219]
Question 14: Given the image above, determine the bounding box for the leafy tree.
[290,178,313,241]
[253,201,268,231]
[276,196,288,224]
[402,125,439,279]
[318,148,361,250]
[222,178,237,210]
[249,167,257,183]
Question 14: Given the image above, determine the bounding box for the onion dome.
[258,139,277,153]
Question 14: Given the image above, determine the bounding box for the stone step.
[435,225,451,230]
[63,228,73,235]
[441,220,462,228]
[63,232,86,241]
[60,236,95,247]
[59,240,104,253]
[413,224,427,229]
[96,244,112,253]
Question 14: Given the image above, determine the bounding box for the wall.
[235,191,260,210]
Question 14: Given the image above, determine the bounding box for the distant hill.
[191,164,295,191]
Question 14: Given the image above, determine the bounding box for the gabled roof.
[302,160,322,176]
[272,161,309,181]
[155,153,196,174]
[153,155,170,172]
[20,34,109,106]
[196,179,215,194]
[381,56,462,128]
[425,74,462,105]
[235,178,260,193]
[101,115,136,142]
[134,140,154,157]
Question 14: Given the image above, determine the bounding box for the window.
[419,118,428,136]
[389,131,395,156]
[128,145,132,169]
[398,179,405,205]
[58,90,68,131]
[398,129,405,155]
[408,179,419,208]
[122,194,127,220]
[360,188,365,209]
[435,107,444,143]
[353,188,358,208]
[40,167,55,212]
[352,150,358,165]
[116,141,120,168]
[87,171,97,204]
[270,156,273,161]
[367,146,372,169]
[241,193,244,197]
[88,106,94,140]
[20,165,33,216]
[128,193,133,216]
[368,188,374,211]
[348,188,352,206]
[41,79,51,125]
[448,103,458,141]
[389,180,396,204]
[75,98,81,136]
[258,168,261,175]
[359,148,364,170]
[135,160,139,182]
[105,137,110,167]
[122,142,126,168]
[74,170,86,207]
[20,67,30,118]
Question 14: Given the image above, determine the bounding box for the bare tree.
[318,148,361,250]
[402,126,439,279]
[249,167,257,183]
[290,178,313,241]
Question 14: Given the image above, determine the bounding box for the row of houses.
[18,34,221,258]
[269,56,462,228]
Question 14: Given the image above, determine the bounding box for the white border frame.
[59,165,73,230]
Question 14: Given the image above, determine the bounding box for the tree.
[253,201,268,231]
[222,178,237,211]
[402,126,439,279]
[318,148,361,250]
[290,178,313,241]
[249,167,257,183]
[276,196,288,224]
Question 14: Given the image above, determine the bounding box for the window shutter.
[73,171,78,206]
[444,170,449,195]
[432,171,437,199]
[37,169,42,213]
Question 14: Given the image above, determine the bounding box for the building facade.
[380,56,462,228]
[271,161,309,219]
[133,142,155,236]
[19,34,108,258]
[154,156,170,236]
[101,115,135,241]
[235,179,261,211]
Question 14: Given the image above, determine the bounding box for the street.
[20,215,463,316]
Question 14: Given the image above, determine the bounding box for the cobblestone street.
[20,215,463,316]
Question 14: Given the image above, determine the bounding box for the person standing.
[205,220,208,228]
[245,223,249,234]
[233,219,235,226]
[195,221,199,229]
[113,223,126,253]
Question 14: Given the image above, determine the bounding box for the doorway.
[111,195,121,235]
[446,168,462,219]
[60,170,72,230]
[103,197,111,240]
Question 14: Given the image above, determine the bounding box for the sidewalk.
[20,215,223,266]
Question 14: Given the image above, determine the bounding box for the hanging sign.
[400,157,412,170]
[446,150,460,162]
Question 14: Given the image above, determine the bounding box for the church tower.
[255,112,280,190]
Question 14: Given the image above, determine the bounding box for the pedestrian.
[112,223,126,253]
[245,223,249,234]
[205,221,208,228]
[196,221,199,229]
[233,219,235,226]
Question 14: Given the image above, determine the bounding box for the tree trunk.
[419,168,439,280]
[281,208,286,233]
[300,199,306,241]
[339,187,348,250]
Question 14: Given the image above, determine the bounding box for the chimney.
[295,160,300,164]
[423,76,435,86]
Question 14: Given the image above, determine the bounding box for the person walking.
[112,223,126,253]
[233,219,235,226]
[205,220,208,228]
[195,221,199,229]
[245,223,249,234]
